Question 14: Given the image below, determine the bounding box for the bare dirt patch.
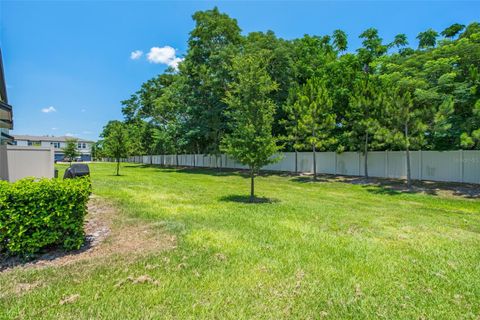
[0,195,176,273]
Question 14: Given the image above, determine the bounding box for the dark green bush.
[0,177,91,257]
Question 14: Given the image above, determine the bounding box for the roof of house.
[0,48,8,104]
[13,135,94,143]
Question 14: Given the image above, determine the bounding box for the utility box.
[0,145,55,182]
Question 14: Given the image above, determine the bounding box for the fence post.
[460,150,464,183]
[419,150,423,181]
[358,152,361,176]
[385,150,389,178]
[334,152,337,175]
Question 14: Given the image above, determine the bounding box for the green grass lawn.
[1,163,480,319]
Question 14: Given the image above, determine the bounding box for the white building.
[13,135,94,161]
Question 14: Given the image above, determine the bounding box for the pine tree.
[295,77,336,181]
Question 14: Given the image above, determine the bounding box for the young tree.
[282,85,304,173]
[62,139,79,165]
[221,52,280,202]
[344,77,385,178]
[101,121,131,176]
[384,80,430,189]
[294,77,336,181]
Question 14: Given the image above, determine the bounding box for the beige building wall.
[0,145,54,182]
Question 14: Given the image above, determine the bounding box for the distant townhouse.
[12,135,94,161]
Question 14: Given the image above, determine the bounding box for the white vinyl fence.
[107,150,480,184]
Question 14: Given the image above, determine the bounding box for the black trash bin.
[63,164,90,179]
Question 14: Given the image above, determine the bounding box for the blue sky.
[1,1,479,141]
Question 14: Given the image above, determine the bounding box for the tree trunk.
[312,144,317,181]
[175,153,179,167]
[364,131,369,179]
[193,153,196,167]
[295,149,298,174]
[250,167,255,202]
[116,158,120,176]
[405,122,412,189]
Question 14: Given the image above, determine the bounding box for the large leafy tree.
[180,7,243,163]
[221,52,280,201]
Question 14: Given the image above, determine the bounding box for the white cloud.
[65,133,77,137]
[146,46,183,69]
[169,57,184,69]
[130,50,143,60]
[51,127,58,131]
[41,106,56,113]
[82,130,92,134]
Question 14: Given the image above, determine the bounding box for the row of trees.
[99,8,480,198]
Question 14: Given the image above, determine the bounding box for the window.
[51,142,60,148]
[77,142,86,149]
[28,141,41,147]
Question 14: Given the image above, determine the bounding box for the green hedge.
[0,177,91,257]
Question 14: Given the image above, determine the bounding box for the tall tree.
[101,121,132,176]
[441,23,465,39]
[332,29,348,52]
[295,77,336,181]
[180,7,242,162]
[417,28,439,49]
[221,52,280,202]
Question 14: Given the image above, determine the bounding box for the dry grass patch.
[1,195,176,274]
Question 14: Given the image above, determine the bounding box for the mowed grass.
[1,163,480,319]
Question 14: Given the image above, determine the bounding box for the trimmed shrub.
[0,177,91,257]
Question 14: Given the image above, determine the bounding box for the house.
[13,135,94,161]
[0,48,14,145]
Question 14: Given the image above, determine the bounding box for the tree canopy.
[99,8,480,161]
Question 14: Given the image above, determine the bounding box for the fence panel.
[336,152,360,176]
[421,151,462,183]
[316,152,336,175]
[463,150,480,184]
[117,150,479,184]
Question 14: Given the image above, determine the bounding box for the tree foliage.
[99,8,480,179]
[62,139,79,165]
[101,121,132,175]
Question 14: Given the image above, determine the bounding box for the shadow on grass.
[117,164,480,199]
[219,194,280,204]
[0,236,96,272]
[290,176,330,183]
